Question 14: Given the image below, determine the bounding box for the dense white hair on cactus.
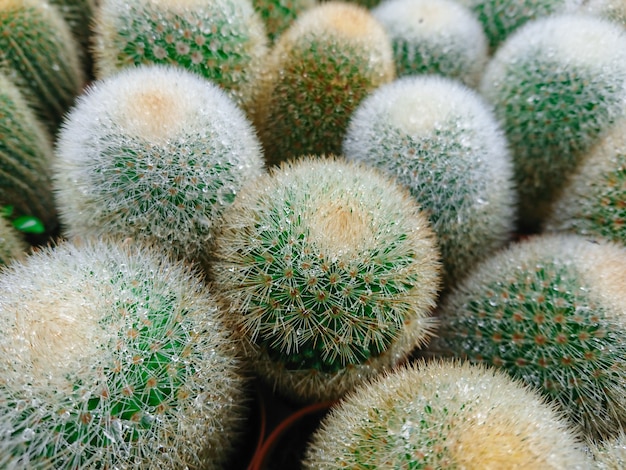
[303,360,591,469]
[53,64,265,267]
[343,75,515,288]
[0,237,246,469]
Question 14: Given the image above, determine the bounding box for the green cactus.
[589,432,626,469]
[343,75,516,290]
[432,233,626,439]
[252,0,317,42]
[0,216,25,265]
[304,360,591,469]
[479,14,626,232]
[544,118,626,245]
[371,0,488,88]
[211,156,441,402]
[252,1,395,167]
[455,0,580,51]
[0,237,247,468]
[53,65,265,268]
[0,0,85,133]
[0,72,58,234]
[92,0,269,111]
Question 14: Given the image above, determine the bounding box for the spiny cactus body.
[544,118,626,245]
[479,14,626,231]
[0,72,58,234]
[304,360,591,469]
[253,0,317,42]
[0,238,247,469]
[253,1,395,167]
[50,0,96,66]
[211,156,441,402]
[53,65,265,267]
[590,432,626,469]
[432,234,626,438]
[0,217,25,265]
[93,0,268,110]
[343,76,515,289]
[372,0,488,88]
[0,0,85,132]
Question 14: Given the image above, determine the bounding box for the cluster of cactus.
[343,75,516,289]
[0,238,247,468]
[211,156,441,402]
[372,0,488,88]
[432,234,626,438]
[53,65,265,267]
[252,1,395,166]
[0,0,85,133]
[304,360,591,469]
[479,13,626,230]
[92,0,268,111]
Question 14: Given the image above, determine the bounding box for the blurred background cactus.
[252,0,317,42]
[211,157,441,403]
[0,238,247,468]
[479,13,626,232]
[343,75,516,290]
[372,0,488,88]
[304,360,591,469]
[92,0,268,112]
[252,1,395,167]
[53,65,265,268]
[432,234,626,439]
[0,0,85,134]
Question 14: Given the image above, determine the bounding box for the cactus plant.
[455,0,580,51]
[0,237,247,469]
[53,65,265,268]
[92,0,268,111]
[544,118,626,245]
[343,75,516,289]
[0,72,58,234]
[252,0,317,42]
[479,14,626,231]
[210,156,441,403]
[432,233,626,439]
[589,432,626,469]
[304,360,591,469]
[252,1,395,167]
[371,0,488,88]
[49,0,97,75]
[577,0,626,31]
[0,216,25,265]
[0,0,85,133]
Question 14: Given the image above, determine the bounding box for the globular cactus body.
[343,76,515,289]
[0,238,246,468]
[433,234,626,438]
[304,360,591,469]
[211,156,441,402]
[53,65,265,267]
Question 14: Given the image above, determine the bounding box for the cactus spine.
[343,75,516,289]
[53,65,265,267]
[372,0,488,88]
[432,234,626,439]
[211,156,441,402]
[304,360,591,469]
[479,14,626,231]
[0,238,247,469]
[252,1,395,166]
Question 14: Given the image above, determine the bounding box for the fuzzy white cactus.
[0,238,247,468]
[53,65,265,268]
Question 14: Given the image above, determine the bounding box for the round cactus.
[252,0,317,42]
[343,75,516,289]
[590,432,626,469]
[304,360,591,469]
[455,0,580,51]
[544,118,626,245]
[92,0,268,111]
[0,217,25,265]
[479,14,626,231]
[432,233,626,439]
[53,65,265,268]
[0,238,247,468]
[210,156,441,402]
[252,1,395,167]
[371,0,488,88]
[0,0,85,133]
[0,72,58,234]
